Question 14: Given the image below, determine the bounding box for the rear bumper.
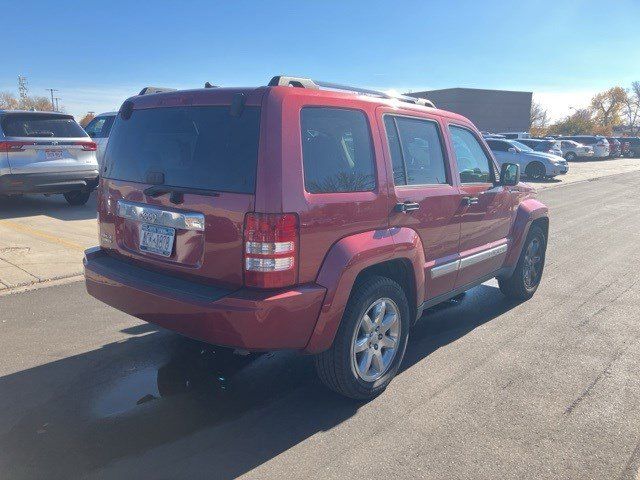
[0,170,99,194]
[84,248,327,351]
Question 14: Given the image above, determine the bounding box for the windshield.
[103,106,261,194]
[510,140,533,152]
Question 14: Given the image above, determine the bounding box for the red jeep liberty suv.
[84,76,549,400]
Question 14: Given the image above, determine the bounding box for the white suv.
[83,111,117,168]
[0,110,99,205]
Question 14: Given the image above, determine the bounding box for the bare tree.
[530,100,549,129]
[0,91,54,111]
[622,81,640,135]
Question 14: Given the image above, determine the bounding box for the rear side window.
[1,114,87,138]
[384,116,447,185]
[487,139,509,152]
[84,116,115,138]
[104,106,260,194]
[301,107,375,193]
[449,126,494,184]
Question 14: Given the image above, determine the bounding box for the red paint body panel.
[305,227,425,353]
[86,84,548,354]
[84,249,326,350]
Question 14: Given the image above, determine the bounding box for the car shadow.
[524,176,562,185]
[0,283,520,479]
[0,192,97,221]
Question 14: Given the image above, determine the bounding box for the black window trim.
[299,105,378,195]
[448,123,499,186]
[382,113,452,188]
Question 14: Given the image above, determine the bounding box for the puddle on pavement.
[92,343,264,419]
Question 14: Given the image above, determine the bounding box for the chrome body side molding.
[117,200,205,231]
[430,244,508,279]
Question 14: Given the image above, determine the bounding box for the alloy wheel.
[351,298,401,382]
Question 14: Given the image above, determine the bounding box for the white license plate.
[45,149,64,160]
[139,223,175,257]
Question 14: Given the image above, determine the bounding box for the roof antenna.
[204,82,218,88]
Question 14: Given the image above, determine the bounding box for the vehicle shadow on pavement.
[0,193,97,221]
[0,283,519,480]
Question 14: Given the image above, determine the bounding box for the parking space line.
[0,219,86,252]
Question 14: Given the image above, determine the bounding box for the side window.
[102,116,115,137]
[301,107,376,194]
[383,116,448,185]
[449,126,494,184]
[487,139,508,152]
[84,117,106,138]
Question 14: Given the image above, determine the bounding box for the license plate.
[45,149,64,160]
[139,223,175,257]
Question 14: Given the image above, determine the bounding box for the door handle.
[462,196,479,206]
[395,201,420,213]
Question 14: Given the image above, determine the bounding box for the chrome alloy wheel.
[523,237,543,289]
[351,298,401,382]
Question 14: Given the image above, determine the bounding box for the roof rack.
[138,86,177,96]
[268,76,435,108]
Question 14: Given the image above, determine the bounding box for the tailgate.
[101,179,253,288]
[5,138,97,174]
[98,95,263,289]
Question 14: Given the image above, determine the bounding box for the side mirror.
[508,147,518,153]
[500,163,520,186]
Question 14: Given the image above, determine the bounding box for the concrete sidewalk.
[0,193,97,291]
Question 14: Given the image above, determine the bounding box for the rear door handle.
[462,196,479,206]
[395,202,420,213]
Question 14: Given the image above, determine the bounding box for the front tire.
[525,162,546,179]
[314,276,410,400]
[498,225,547,301]
[63,189,91,206]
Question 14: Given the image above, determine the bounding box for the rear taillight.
[0,141,31,152]
[79,141,98,151]
[243,213,298,288]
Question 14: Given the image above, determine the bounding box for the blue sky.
[3,0,639,119]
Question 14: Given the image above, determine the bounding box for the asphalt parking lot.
[1,168,639,479]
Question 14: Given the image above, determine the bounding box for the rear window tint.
[301,107,375,193]
[103,106,260,194]
[84,115,115,138]
[1,114,86,138]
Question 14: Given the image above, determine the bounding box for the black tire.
[525,162,546,179]
[314,275,410,400]
[63,189,91,206]
[498,224,547,301]
[564,152,577,161]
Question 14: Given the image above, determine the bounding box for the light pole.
[46,88,58,111]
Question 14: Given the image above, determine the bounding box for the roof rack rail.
[138,86,177,96]
[267,75,435,108]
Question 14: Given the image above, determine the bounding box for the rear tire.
[525,162,546,179]
[314,276,410,400]
[564,152,577,161]
[63,190,91,206]
[498,225,547,301]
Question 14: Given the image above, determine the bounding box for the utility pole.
[17,75,28,100]
[54,97,61,112]
[46,88,58,111]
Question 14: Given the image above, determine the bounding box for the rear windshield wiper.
[143,185,220,204]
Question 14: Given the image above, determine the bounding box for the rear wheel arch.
[352,258,418,324]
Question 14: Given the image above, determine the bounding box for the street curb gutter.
[0,274,84,297]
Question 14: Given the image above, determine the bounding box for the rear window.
[1,114,87,138]
[301,107,376,193]
[103,106,261,194]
